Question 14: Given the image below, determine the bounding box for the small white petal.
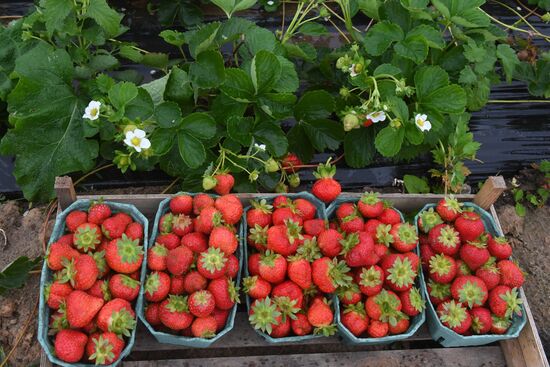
[254,143,266,151]
[267,0,274,4]
[140,138,151,150]
[423,121,432,131]
[123,137,133,147]
[134,145,142,153]
[367,111,386,123]
[125,131,135,140]
[134,129,146,138]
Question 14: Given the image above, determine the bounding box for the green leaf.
[422,85,467,114]
[431,0,450,18]
[496,44,519,83]
[43,0,73,35]
[458,66,477,85]
[288,125,314,163]
[210,0,257,18]
[126,88,154,120]
[155,101,182,128]
[177,131,205,168]
[302,119,344,152]
[164,67,193,103]
[374,63,402,76]
[254,121,288,157]
[414,65,449,99]
[294,90,335,122]
[283,42,317,61]
[513,189,524,201]
[189,50,226,89]
[243,26,277,55]
[344,128,376,167]
[227,116,254,146]
[142,74,169,105]
[515,202,526,217]
[298,23,329,36]
[159,29,186,47]
[407,24,445,49]
[358,0,382,19]
[109,81,138,110]
[0,256,42,295]
[180,112,217,139]
[394,35,428,64]
[403,175,430,193]
[362,21,404,56]
[273,56,299,93]
[375,126,405,157]
[150,128,175,156]
[257,93,296,120]
[88,54,119,72]
[119,46,143,63]
[388,97,409,122]
[187,23,220,58]
[141,52,169,69]
[250,50,281,95]
[220,68,255,102]
[86,0,122,36]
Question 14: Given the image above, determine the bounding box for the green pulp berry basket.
[327,196,426,345]
[242,192,335,343]
[415,202,527,347]
[38,200,149,367]
[138,193,243,348]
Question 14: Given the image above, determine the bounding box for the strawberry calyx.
[427,280,451,299]
[493,236,509,245]
[200,247,228,273]
[242,276,259,293]
[386,257,415,288]
[249,297,281,335]
[212,211,224,227]
[439,300,468,328]
[409,287,426,313]
[360,191,380,205]
[173,213,192,229]
[251,199,273,214]
[337,283,360,302]
[328,258,352,288]
[160,213,174,234]
[273,296,299,322]
[359,266,383,288]
[481,257,499,273]
[312,158,336,180]
[419,208,443,233]
[396,223,418,244]
[100,280,112,301]
[458,260,472,275]
[249,224,268,246]
[228,279,241,304]
[443,196,463,213]
[375,290,407,326]
[145,272,162,295]
[74,224,101,252]
[471,315,486,334]
[59,258,77,287]
[192,290,212,306]
[465,234,488,249]
[343,301,366,317]
[120,274,140,289]
[429,254,453,276]
[152,243,168,256]
[339,232,359,255]
[492,314,512,329]
[437,225,460,248]
[92,250,108,275]
[260,250,279,267]
[313,324,338,336]
[457,280,486,308]
[48,302,69,335]
[166,295,189,313]
[375,224,394,246]
[285,219,304,245]
[500,287,523,318]
[89,335,115,365]
[116,234,144,265]
[108,308,136,337]
[296,237,322,262]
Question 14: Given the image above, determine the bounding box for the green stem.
[483,11,550,42]
[490,0,543,35]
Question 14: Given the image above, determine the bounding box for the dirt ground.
[0,184,548,365]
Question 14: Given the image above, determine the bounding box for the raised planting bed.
[39,176,549,367]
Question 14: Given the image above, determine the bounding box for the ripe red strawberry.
[101,217,127,240]
[270,311,292,338]
[170,194,193,215]
[193,193,215,215]
[145,303,161,326]
[337,283,362,305]
[247,199,273,228]
[420,242,436,271]
[258,251,287,284]
[487,236,512,260]
[208,277,239,310]
[340,232,374,267]
[225,254,239,279]
[125,222,143,241]
[213,173,235,195]
[287,257,312,290]
[470,307,492,334]
[460,237,490,271]
[389,317,410,335]
[88,203,112,225]
[364,219,383,236]
[456,259,472,276]
[294,198,316,220]
[66,290,104,328]
[436,197,463,222]
[357,192,384,218]
[191,316,218,338]
[61,254,99,290]
[341,302,369,336]
[215,194,243,225]
[303,219,325,236]
[248,253,261,276]
[105,235,143,274]
[197,247,228,279]
[195,206,222,234]
[335,202,355,221]
[437,300,472,335]
[56,233,74,247]
[159,295,193,330]
[183,271,207,294]
[145,271,171,302]
[272,207,302,226]
[45,281,73,309]
[364,289,402,322]
[491,315,512,334]
[428,254,457,284]
[88,279,111,301]
[66,211,88,233]
[209,226,238,255]
[356,265,384,296]
[272,280,304,309]
[340,215,364,234]
[281,153,302,172]
[113,212,133,228]
[454,211,485,242]
[168,275,184,295]
[54,329,88,363]
[427,279,451,305]
[248,224,268,251]
[381,253,416,292]
[497,260,525,288]
[171,214,193,237]
[311,257,351,293]
[378,207,401,225]
[109,274,140,302]
[47,241,80,271]
[317,229,343,257]
[451,275,488,308]
[401,287,426,317]
[476,260,501,290]
[97,298,136,336]
[212,308,230,331]
[428,224,460,256]
[189,290,216,317]
[272,195,290,208]
[86,331,124,365]
[266,224,299,257]
[307,297,336,335]
[291,313,313,336]
[73,223,102,252]
[156,233,180,250]
[417,208,444,234]
[311,160,341,203]
[390,223,418,253]
[243,276,271,299]
[488,285,523,318]
[166,245,194,276]
[368,320,389,338]
[180,233,206,254]
[147,243,168,271]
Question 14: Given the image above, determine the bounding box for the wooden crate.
[40,177,548,367]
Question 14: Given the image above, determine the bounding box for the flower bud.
[339,87,351,99]
[390,118,402,129]
[249,170,259,182]
[202,176,217,191]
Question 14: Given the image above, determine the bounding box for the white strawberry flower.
[124,128,151,153]
[415,113,432,132]
[366,111,386,123]
[82,100,101,120]
[254,143,266,151]
[349,64,358,77]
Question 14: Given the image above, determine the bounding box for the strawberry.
[65,211,88,233]
[364,219,383,236]
[266,223,300,257]
[61,254,98,290]
[258,251,287,284]
[460,237,490,271]
[147,243,168,271]
[357,265,384,296]
[212,308,230,331]
[145,271,171,302]
[428,224,460,256]
[197,247,228,279]
[401,287,425,317]
[195,206,222,234]
[373,223,394,248]
[209,226,238,255]
[193,193,215,215]
[207,277,239,310]
[291,313,313,336]
[307,297,336,336]
[243,276,271,299]
[171,214,193,237]
[335,202,356,221]
[88,203,112,225]
[47,241,79,271]
[105,234,144,274]
[45,281,72,310]
[249,297,281,335]
[191,316,218,338]
[125,222,143,241]
[341,302,369,336]
[287,256,312,290]
[156,233,180,250]
[491,315,512,334]
[497,259,525,288]
[57,234,75,247]
[113,212,133,228]
[169,194,193,215]
[247,200,273,228]
[248,253,261,276]
[311,160,341,203]
[487,236,513,260]
[225,254,239,279]
[470,307,492,334]
[273,195,291,208]
[437,300,472,335]
[166,245,194,276]
[272,207,302,226]
[456,259,472,276]
[97,298,136,336]
[381,254,416,292]
[378,207,401,225]
[337,283,362,305]
[420,243,436,271]
[389,317,410,335]
[317,229,343,258]
[183,271,208,294]
[364,289,402,322]
[436,197,463,222]
[49,306,69,334]
[340,232,374,267]
[428,254,457,284]
[417,207,444,234]
[170,275,185,295]
[109,274,140,302]
[73,223,102,252]
[475,259,500,290]
[159,213,174,234]
[294,198,316,220]
[86,332,124,365]
[101,216,126,240]
[54,329,88,363]
[66,290,104,328]
[405,251,420,272]
[248,224,268,251]
[340,215,364,234]
[215,194,243,225]
[272,280,304,309]
[454,211,485,242]
[180,232,207,254]
[311,257,351,293]
[189,290,216,317]
[213,173,234,195]
[281,153,302,172]
[450,275,488,308]
[357,192,384,218]
[88,279,111,302]
[364,319,387,338]
[390,223,418,253]
[159,295,194,330]
[303,219,325,236]
[427,279,451,305]
[272,296,300,324]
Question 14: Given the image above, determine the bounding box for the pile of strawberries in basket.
[143,194,242,339]
[45,203,144,364]
[334,192,425,338]
[418,197,525,335]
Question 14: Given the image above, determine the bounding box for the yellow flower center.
[90,108,98,117]
[417,119,425,127]
[131,137,141,146]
